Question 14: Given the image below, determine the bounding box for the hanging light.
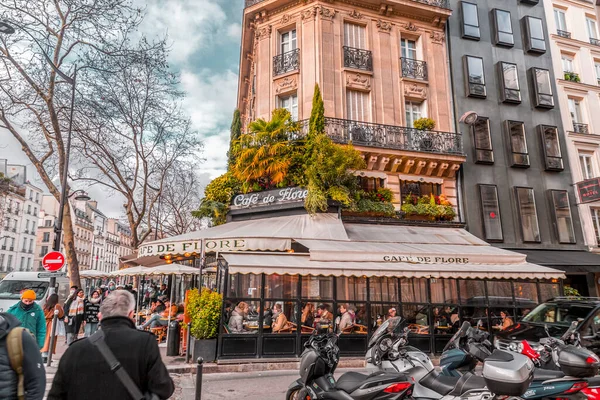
[164,254,172,260]
[165,259,173,264]
[184,252,191,257]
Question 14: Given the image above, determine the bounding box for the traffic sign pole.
[42,252,66,294]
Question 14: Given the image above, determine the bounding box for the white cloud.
[140,0,230,64]
[227,23,242,40]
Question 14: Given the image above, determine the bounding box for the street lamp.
[0,21,78,290]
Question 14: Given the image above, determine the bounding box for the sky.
[0,0,243,218]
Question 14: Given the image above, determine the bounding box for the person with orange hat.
[7,289,46,349]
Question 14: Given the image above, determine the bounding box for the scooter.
[366,318,535,400]
[286,330,414,400]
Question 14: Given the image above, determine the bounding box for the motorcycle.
[286,330,414,400]
[366,317,534,400]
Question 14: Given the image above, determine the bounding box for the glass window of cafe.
[222,273,561,343]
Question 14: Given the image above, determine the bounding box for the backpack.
[6,327,26,400]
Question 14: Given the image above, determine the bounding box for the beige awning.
[221,253,564,280]
[343,224,489,245]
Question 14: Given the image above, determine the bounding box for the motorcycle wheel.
[286,389,301,400]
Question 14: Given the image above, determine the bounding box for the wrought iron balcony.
[343,46,373,71]
[572,123,589,134]
[591,38,600,46]
[244,0,265,7]
[411,0,451,8]
[273,48,300,76]
[557,30,572,39]
[401,57,428,81]
[298,117,463,156]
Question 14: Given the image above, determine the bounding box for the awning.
[138,213,347,257]
[512,249,600,272]
[221,253,564,279]
[294,239,526,264]
[343,224,488,246]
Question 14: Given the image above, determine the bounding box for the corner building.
[239,0,464,208]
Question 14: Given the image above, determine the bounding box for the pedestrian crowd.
[0,281,175,400]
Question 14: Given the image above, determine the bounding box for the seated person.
[272,303,291,333]
[301,303,314,329]
[337,303,354,333]
[314,304,332,332]
[495,310,514,331]
[139,300,177,329]
[228,301,249,333]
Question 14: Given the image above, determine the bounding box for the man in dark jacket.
[48,290,174,400]
[0,313,46,400]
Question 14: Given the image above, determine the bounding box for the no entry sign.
[42,251,66,272]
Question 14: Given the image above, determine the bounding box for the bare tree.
[149,164,203,238]
[72,41,202,248]
[0,0,143,287]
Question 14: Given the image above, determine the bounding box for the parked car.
[495,297,600,355]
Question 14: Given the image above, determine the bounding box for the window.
[26,258,31,270]
[27,205,31,214]
[507,121,529,167]
[499,62,521,103]
[344,22,366,49]
[515,187,541,243]
[579,153,594,180]
[587,18,598,40]
[461,2,480,40]
[280,29,296,54]
[592,209,600,246]
[279,93,298,121]
[19,257,24,271]
[40,245,48,256]
[524,17,546,53]
[0,254,3,268]
[7,255,12,269]
[561,55,574,73]
[595,62,600,85]
[405,101,424,128]
[346,90,369,122]
[550,190,576,244]
[401,39,417,60]
[532,68,554,109]
[464,56,486,98]
[479,185,503,241]
[540,125,564,171]
[44,220,52,227]
[568,98,583,124]
[493,9,514,47]
[472,117,493,164]
[554,9,567,33]
[358,176,385,192]
[42,232,50,243]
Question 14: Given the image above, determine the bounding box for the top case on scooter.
[558,345,600,378]
[482,350,534,396]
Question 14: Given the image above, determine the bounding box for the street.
[171,369,363,400]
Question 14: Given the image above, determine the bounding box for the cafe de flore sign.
[138,237,290,257]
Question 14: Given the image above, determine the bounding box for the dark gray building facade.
[447,0,598,295]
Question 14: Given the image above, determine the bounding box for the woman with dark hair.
[41,293,64,362]
[495,310,514,331]
[65,289,86,345]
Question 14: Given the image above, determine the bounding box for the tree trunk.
[61,202,81,288]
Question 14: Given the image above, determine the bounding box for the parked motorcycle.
[365,317,534,400]
[286,330,414,400]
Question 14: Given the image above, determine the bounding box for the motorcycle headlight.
[379,338,393,352]
[509,342,518,352]
[516,342,523,353]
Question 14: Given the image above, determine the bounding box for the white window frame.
[588,18,598,40]
[561,55,574,73]
[405,100,425,128]
[279,93,298,121]
[568,98,583,124]
[344,22,366,49]
[401,38,417,60]
[554,9,567,32]
[346,90,370,122]
[579,153,594,180]
[592,208,600,246]
[280,29,297,54]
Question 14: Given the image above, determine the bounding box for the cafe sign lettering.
[139,239,247,257]
[577,178,600,204]
[231,187,308,209]
[383,255,470,264]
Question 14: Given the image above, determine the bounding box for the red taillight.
[521,340,540,360]
[583,388,600,400]
[587,356,599,364]
[384,382,412,393]
[565,381,588,394]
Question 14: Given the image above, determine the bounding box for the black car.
[494,297,600,355]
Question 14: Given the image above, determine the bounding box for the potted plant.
[564,72,580,83]
[187,288,222,362]
[412,117,436,131]
[400,194,457,222]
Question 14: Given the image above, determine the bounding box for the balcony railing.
[273,48,300,76]
[343,46,373,71]
[245,0,450,8]
[572,123,590,134]
[401,58,428,81]
[298,117,463,156]
[244,0,264,7]
[557,30,572,39]
[591,38,600,46]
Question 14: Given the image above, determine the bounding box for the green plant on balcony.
[564,72,580,83]
[400,194,456,221]
[412,117,436,131]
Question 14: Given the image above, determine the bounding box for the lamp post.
[0,21,82,291]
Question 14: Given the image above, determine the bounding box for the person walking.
[83,290,101,337]
[48,290,174,400]
[41,294,64,362]
[6,290,46,349]
[64,289,85,345]
[0,313,46,400]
